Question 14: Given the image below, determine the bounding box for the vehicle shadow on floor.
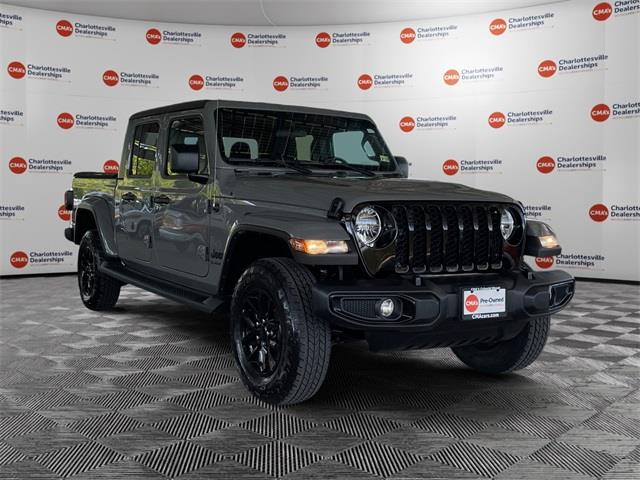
[113,294,542,414]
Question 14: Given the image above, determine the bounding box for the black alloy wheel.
[77,230,121,311]
[78,240,97,301]
[230,258,331,405]
[238,287,284,381]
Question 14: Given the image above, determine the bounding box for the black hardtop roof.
[129,100,373,122]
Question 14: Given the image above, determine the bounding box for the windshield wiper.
[231,159,313,175]
[321,160,377,177]
[278,156,313,175]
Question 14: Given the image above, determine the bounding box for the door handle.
[121,192,137,202]
[153,195,172,205]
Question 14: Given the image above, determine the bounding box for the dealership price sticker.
[462,287,506,320]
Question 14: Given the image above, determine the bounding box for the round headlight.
[354,207,381,246]
[500,209,515,241]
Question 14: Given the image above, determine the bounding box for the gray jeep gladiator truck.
[64,100,574,405]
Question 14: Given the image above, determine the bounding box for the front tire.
[230,258,331,405]
[77,230,121,311]
[452,316,550,374]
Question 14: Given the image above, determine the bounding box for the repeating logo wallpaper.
[1,0,638,278]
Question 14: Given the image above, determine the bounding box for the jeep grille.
[354,203,522,275]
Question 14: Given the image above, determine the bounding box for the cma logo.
[535,257,554,269]
[399,116,415,133]
[102,69,119,86]
[146,28,162,44]
[591,104,610,122]
[589,203,609,222]
[488,111,506,128]
[10,251,29,269]
[230,32,247,48]
[592,2,612,21]
[315,32,331,47]
[357,73,373,90]
[489,18,507,35]
[443,69,459,86]
[56,19,73,37]
[399,27,416,44]
[442,159,459,176]
[8,156,27,174]
[7,61,26,79]
[57,112,75,129]
[464,295,479,313]
[58,204,71,221]
[103,160,119,174]
[536,156,555,174]
[538,59,557,78]
[272,76,289,91]
[189,74,205,90]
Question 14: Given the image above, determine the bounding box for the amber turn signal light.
[539,235,559,249]
[289,238,349,255]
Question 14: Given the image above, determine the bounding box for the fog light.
[379,298,395,318]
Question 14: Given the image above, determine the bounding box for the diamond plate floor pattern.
[0,275,638,479]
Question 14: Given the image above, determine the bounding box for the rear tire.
[230,258,331,405]
[78,230,121,311]
[452,316,550,374]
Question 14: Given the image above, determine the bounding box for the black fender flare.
[74,196,117,257]
[217,221,359,295]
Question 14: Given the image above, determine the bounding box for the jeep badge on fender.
[64,99,575,405]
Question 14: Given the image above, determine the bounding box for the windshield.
[216,108,396,173]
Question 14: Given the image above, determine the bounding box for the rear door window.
[129,123,159,177]
[166,116,209,176]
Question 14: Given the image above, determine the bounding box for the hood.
[226,175,518,213]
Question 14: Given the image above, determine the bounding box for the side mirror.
[170,144,199,174]
[395,156,410,178]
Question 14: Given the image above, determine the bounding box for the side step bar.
[99,261,223,314]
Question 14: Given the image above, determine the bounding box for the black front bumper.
[312,269,574,351]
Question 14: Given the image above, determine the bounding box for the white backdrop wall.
[1,1,639,280]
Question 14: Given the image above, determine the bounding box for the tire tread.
[452,316,550,374]
[509,315,549,372]
[231,257,330,405]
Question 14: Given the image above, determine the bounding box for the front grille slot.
[391,203,506,274]
[410,206,426,273]
[443,206,459,271]
[427,206,443,272]
[489,207,503,268]
[459,206,474,270]
[393,206,410,273]
[474,206,489,269]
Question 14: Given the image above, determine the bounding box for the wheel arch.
[74,197,117,257]
[219,226,294,297]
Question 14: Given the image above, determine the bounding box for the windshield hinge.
[327,197,345,219]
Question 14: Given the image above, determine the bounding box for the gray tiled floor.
[0,275,638,479]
